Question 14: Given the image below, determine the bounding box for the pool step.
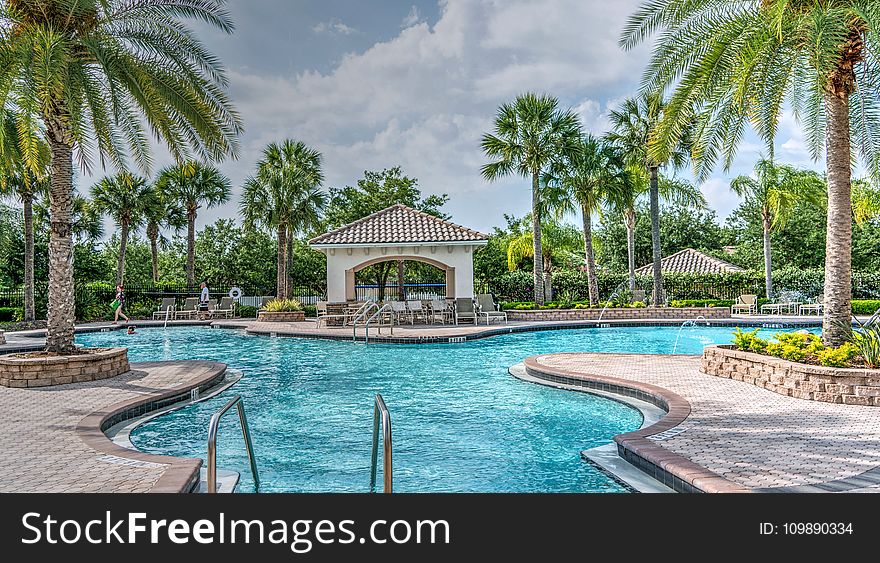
[195,468,240,493]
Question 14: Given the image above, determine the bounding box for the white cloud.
[312,19,357,36]
[401,5,422,28]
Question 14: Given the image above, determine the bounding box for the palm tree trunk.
[116,221,129,286]
[286,225,294,301]
[397,260,405,301]
[624,206,636,292]
[649,165,664,306]
[44,135,76,353]
[582,206,599,305]
[531,170,545,305]
[186,207,196,286]
[276,223,288,300]
[822,89,854,346]
[147,222,159,283]
[762,208,773,300]
[23,191,35,321]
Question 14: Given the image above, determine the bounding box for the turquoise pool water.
[76,325,808,492]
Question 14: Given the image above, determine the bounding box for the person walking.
[112,284,129,324]
[199,282,210,311]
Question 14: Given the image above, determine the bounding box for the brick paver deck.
[525,353,880,492]
[0,361,225,493]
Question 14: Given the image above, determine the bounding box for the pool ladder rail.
[370,393,393,493]
[363,303,394,343]
[206,394,260,493]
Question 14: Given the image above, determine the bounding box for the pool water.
[76,325,807,493]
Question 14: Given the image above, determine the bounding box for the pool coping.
[228,317,826,345]
[75,360,228,493]
[522,353,750,493]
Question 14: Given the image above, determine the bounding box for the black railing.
[355,283,446,302]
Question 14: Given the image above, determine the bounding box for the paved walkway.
[526,353,880,492]
[0,361,225,493]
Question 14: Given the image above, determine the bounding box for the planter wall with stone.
[505,306,729,322]
[257,310,306,322]
[0,347,130,388]
[701,345,880,406]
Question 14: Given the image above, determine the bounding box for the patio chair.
[429,299,452,324]
[761,295,799,315]
[315,301,348,327]
[731,294,758,315]
[152,297,177,320]
[206,299,218,317]
[175,297,199,319]
[406,300,428,324]
[630,289,647,304]
[476,294,507,325]
[213,296,235,319]
[390,301,410,325]
[799,294,824,316]
[455,298,477,325]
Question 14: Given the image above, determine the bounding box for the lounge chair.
[731,294,758,315]
[799,294,824,316]
[175,297,199,319]
[390,301,410,324]
[455,298,477,325]
[761,296,800,315]
[214,296,235,319]
[476,294,507,325]
[429,299,452,324]
[206,299,218,317]
[406,300,427,324]
[315,301,348,327]
[152,297,177,320]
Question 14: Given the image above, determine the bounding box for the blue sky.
[76,0,826,235]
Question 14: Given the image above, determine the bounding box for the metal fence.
[355,283,446,302]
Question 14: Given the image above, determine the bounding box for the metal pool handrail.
[206,394,260,493]
[369,393,393,493]
[352,301,379,340]
[364,303,393,343]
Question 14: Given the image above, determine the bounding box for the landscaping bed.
[257,310,306,322]
[0,347,130,388]
[505,306,729,321]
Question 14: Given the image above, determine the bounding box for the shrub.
[670,299,735,308]
[816,343,859,368]
[766,341,807,362]
[262,299,303,312]
[732,328,768,353]
[852,300,880,315]
[303,305,317,318]
[237,305,258,318]
[0,307,22,322]
[847,322,880,369]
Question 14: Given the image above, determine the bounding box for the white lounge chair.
[152,297,177,320]
[476,294,507,325]
[406,300,428,324]
[731,294,758,315]
[429,299,452,324]
[315,301,348,327]
[799,294,824,316]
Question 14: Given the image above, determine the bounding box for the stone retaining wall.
[0,347,129,388]
[506,306,729,322]
[257,310,306,322]
[0,330,4,345]
[701,345,880,406]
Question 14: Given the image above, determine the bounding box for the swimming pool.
[77,325,807,492]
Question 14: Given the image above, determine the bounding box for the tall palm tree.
[91,172,157,285]
[0,110,49,321]
[506,219,583,279]
[622,1,880,344]
[605,167,706,292]
[606,92,690,306]
[543,134,631,305]
[240,140,326,299]
[157,162,232,286]
[731,159,825,299]
[34,192,104,243]
[481,93,581,305]
[0,0,241,352]
[143,187,185,283]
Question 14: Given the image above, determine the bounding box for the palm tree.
[0,110,49,321]
[91,173,158,285]
[481,93,581,305]
[34,192,104,243]
[157,162,232,286]
[1,0,241,352]
[622,1,880,344]
[606,92,690,306]
[543,134,631,305]
[604,166,705,293]
[143,186,186,283]
[731,160,825,299]
[240,141,326,299]
[506,219,583,281]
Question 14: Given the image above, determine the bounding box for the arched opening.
[348,255,455,302]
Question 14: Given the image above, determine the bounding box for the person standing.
[199,282,210,311]
[112,284,129,324]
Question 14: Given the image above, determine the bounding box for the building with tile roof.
[309,204,489,302]
[635,248,745,276]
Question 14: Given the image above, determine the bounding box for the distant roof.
[635,248,745,275]
[309,204,489,246]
